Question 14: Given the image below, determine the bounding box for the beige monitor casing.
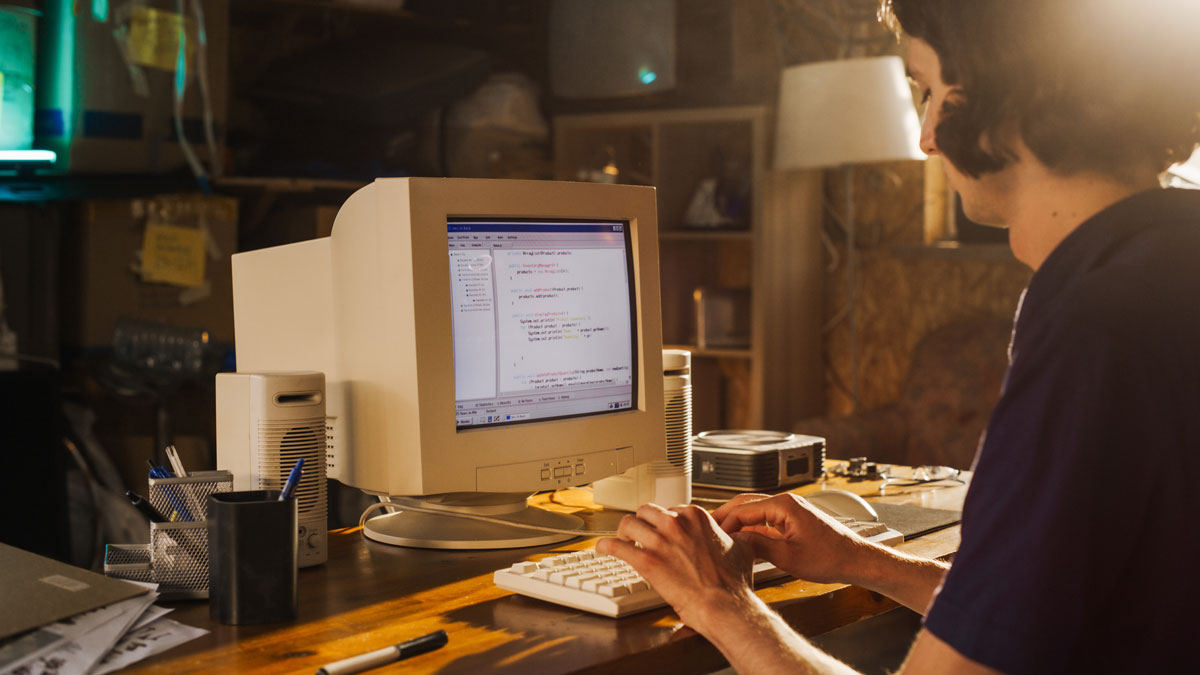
[231,178,666,497]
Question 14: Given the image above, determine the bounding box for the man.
[596,1,1200,672]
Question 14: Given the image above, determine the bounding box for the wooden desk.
[127,469,966,674]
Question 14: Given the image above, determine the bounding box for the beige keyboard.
[493,522,901,618]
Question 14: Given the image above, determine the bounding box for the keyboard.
[493,520,903,618]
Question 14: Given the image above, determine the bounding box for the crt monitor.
[231,178,666,548]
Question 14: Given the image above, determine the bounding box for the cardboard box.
[62,194,238,347]
[35,0,229,173]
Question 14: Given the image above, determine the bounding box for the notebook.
[0,543,148,641]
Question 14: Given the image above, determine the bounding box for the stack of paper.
[0,544,207,674]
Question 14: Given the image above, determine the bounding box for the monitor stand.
[362,492,584,549]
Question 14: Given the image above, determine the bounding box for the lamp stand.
[844,165,860,412]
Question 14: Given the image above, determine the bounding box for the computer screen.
[448,218,636,430]
[231,178,666,548]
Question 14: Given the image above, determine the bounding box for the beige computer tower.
[216,371,328,567]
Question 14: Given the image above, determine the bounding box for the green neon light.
[0,149,56,161]
[35,0,76,168]
[92,0,109,22]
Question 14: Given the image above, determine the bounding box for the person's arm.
[596,504,991,675]
[595,504,857,675]
[713,493,949,613]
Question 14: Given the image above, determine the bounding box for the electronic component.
[692,430,824,491]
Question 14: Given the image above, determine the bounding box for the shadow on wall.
[797,316,1014,470]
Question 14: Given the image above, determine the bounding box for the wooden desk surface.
[127,468,967,674]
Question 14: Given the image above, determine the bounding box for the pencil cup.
[148,470,233,523]
[151,520,211,597]
[146,470,231,600]
[208,490,298,625]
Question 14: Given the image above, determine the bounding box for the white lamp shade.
[775,56,925,170]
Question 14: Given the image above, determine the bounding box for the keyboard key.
[510,562,538,574]
[567,574,598,589]
[597,584,628,597]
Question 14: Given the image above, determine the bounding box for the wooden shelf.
[664,344,753,359]
[556,105,824,431]
[659,230,753,242]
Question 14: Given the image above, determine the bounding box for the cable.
[187,0,222,178]
[686,492,729,502]
[173,0,210,193]
[357,497,619,537]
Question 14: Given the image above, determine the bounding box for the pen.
[165,444,188,478]
[279,457,305,501]
[316,629,448,675]
[126,490,170,522]
[148,461,192,521]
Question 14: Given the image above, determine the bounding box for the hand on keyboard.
[594,503,761,627]
[714,492,900,586]
[493,496,902,619]
[493,548,789,618]
[492,547,782,614]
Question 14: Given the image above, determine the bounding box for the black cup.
[208,490,298,625]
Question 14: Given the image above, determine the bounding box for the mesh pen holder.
[148,470,232,599]
[150,521,211,598]
[148,470,232,524]
[103,544,153,584]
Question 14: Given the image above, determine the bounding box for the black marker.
[126,490,170,522]
[316,629,448,675]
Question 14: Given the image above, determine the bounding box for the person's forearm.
[848,544,949,614]
[686,588,859,675]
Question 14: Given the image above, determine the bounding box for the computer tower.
[216,371,328,567]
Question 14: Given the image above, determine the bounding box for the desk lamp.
[774,56,924,410]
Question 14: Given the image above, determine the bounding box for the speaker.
[593,349,692,510]
[216,371,328,567]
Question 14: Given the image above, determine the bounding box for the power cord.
[357,495,619,538]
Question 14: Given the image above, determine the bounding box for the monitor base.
[362,492,583,549]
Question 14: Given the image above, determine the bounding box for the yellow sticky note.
[142,223,206,287]
[127,6,196,71]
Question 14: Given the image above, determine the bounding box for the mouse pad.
[870,503,962,540]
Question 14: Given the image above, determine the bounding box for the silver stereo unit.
[692,430,825,491]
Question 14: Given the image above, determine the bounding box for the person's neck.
[1007,164,1158,271]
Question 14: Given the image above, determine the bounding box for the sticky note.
[141,223,206,287]
[127,7,195,72]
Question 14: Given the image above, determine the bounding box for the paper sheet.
[92,619,208,675]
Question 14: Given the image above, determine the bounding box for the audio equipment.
[216,371,328,567]
[692,430,824,491]
[593,349,692,510]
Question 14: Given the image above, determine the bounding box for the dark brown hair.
[880,0,1200,182]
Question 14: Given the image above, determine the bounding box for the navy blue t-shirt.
[923,189,1200,673]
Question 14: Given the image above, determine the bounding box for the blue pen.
[279,457,305,501]
[148,463,192,521]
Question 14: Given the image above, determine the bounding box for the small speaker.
[216,371,328,567]
[593,349,692,510]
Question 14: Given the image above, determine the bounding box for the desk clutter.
[0,544,208,674]
[104,468,234,600]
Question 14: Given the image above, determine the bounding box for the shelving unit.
[555,106,824,432]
